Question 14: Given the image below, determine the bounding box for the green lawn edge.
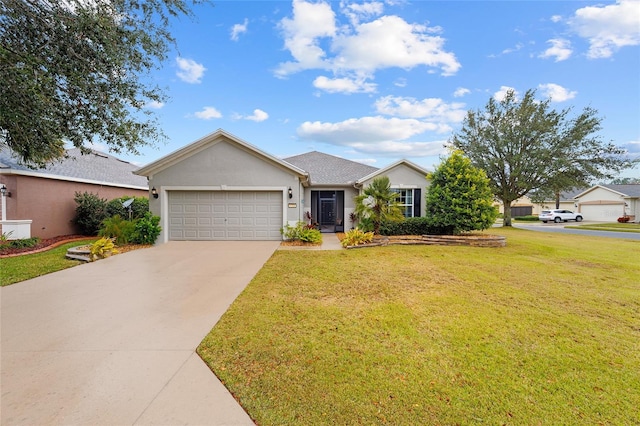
[0,239,97,286]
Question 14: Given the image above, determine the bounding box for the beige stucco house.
[574,185,640,222]
[134,129,430,243]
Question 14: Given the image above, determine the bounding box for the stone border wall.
[346,234,506,249]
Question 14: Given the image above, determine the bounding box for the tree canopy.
[425,150,497,235]
[0,0,201,167]
[450,89,634,226]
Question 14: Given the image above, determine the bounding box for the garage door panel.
[168,191,283,241]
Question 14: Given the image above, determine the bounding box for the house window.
[393,189,415,218]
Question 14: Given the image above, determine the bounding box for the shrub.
[379,217,432,236]
[281,222,322,244]
[90,237,119,261]
[618,216,630,223]
[130,213,161,245]
[514,215,540,222]
[341,228,374,247]
[425,151,498,235]
[99,215,136,245]
[73,192,108,235]
[106,196,149,220]
[1,237,40,249]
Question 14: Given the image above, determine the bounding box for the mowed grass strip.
[0,239,96,286]
[198,228,639,425]
[566,222,640,233]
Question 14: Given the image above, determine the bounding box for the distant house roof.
[284,151,379,185]
[0,148,148,189]
[575,184,640,199]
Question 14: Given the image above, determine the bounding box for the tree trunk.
[503,203,513,227]
[555,191,561,209]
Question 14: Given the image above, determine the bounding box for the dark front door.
[311,190,345,232]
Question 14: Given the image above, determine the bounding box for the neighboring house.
[574,184,640,222]
[0,148,148,239]
[494,189,586,217]
[134,129,430,243]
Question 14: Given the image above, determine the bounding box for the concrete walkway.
[1,241,280,425]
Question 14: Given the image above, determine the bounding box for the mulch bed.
[0,235,152,258]
[0,235,92,258]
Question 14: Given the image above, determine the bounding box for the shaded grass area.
[198,228,640,425]
[0,239,96,286]
[566,222,640,233]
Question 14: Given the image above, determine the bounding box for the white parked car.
[539,209,583,223]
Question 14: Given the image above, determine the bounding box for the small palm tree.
[354,176,404,234]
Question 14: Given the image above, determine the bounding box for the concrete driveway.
[1,241,280,425]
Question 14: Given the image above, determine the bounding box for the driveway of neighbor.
[1,241,280,425]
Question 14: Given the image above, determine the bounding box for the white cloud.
[453,87,470,98]
[244,109,269,122]
[341,1,384,25]
[276,0,337,76]
[176,57,206,83]
[194,106,222,120]
[313,75,377,93]
[296,116,448,157]
[502,43,524,55]
[275,0,461,88]
[539,38,573,62]
[538,83,577,102]
[231,18,249,41]
[550,15,563,23]
[568,0,640,59]
[374,95,466,125]
[493,86,519,102]
[145,100,165,109]
[623,140,640,154]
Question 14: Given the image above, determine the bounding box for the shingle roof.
[0,148,148,188]
[601,184,640,197]
[284,151,378,185]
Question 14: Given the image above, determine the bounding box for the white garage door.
[579,204,623,222]
[168,191,283,240]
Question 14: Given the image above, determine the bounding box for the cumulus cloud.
[194,106,222,120]
[374,95,466,125]
[145,100,165,109]
[622,140,640,154]
[453,87,470,98]
[568,0,640,59]
[275,0,460,93]
[231,18,249,41]
[237,109,269,122]
[176,57,206,83]
[296,116,449,157]
[538,83,577,102]
[539,38,573,61]
[313,75,377,93]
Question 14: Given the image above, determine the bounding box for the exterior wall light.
[151,187,158,199]
[288,187,293,199]
[0,184,10,197]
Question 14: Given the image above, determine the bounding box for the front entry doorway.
[311,190,344,232]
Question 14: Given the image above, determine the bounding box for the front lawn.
[0,239,96,286]
[198,228,640,425]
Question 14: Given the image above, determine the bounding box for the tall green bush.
[73,192,108,235]
[425,150,498,235]
[130,212,161,245]
[99,215,136,245]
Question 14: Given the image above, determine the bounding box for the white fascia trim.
[0,169,148,190]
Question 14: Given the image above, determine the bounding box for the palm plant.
[354,176,404,234]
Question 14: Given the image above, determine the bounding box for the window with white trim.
[392,188,415,218]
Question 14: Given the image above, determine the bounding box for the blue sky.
[115,0,639,177]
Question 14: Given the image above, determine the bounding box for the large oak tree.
[0,0,201,167]
[450,89,634,226]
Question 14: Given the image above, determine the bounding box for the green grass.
[198,228,640,425]
[0,239,97,286]
[566,222,640,233]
